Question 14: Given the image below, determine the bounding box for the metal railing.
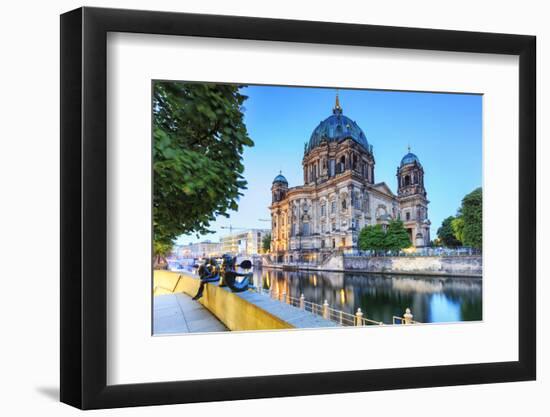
[253,287,417,327]
[392,308,421,325]
[349,247,481,258]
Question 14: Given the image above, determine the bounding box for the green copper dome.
[306,95,370,154]
[400,152,421,167]
[272,172,288,185]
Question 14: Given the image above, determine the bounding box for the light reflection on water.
[252,268,482,324]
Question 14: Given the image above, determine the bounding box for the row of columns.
[304,152,373,184]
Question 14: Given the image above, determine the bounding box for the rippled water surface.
[251,268,482,324]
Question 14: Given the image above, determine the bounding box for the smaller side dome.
[400,152,421,167]
[273,171,288,185]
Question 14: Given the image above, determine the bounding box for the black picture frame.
[60,6,536,410]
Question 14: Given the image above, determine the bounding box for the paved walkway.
[153,293,227,334]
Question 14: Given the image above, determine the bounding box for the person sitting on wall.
[192,258,220,300]
[219,254,252,293]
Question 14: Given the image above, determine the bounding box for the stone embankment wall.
[343,255,482,276]
[263,254,482,277]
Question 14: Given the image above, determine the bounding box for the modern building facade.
[220,229,271,256]
[269,95,430,263]
[178,241,222,259]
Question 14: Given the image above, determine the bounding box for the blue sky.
[176,85,482,246]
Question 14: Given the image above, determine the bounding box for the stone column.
[334,191,340,234]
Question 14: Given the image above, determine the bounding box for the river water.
[252,268,482,324]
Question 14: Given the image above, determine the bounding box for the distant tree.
[153,81,254,258]
[358,224,387,253]
[460,187,482,249]
[437,216,462,247]
[384,220,411,251]
[451,216,465,243]
[262,233,272,253]
[153,241,173,270]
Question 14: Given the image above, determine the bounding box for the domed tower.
[303,93,375,185]
[397,148,426,197]
[271,171,288,203]
[270,172,290,256]
[397,147,430,247]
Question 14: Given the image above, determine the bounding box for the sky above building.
[176,84,482,246]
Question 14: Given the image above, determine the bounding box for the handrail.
[392,315,421,325]
[253,287,416,327]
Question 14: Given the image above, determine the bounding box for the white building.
[220,229,271,256]
[178,241,222,259]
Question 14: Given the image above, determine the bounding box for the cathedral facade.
[269,95,430,263]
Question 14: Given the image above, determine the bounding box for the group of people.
[192,254,253,300]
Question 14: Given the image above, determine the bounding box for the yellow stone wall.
[154,270,293,332]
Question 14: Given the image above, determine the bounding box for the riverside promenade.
[153,270,337,333]
[153,293,227,334]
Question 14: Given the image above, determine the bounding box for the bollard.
[355,308,364,326]
[404,307,413,324]
[299,294,305,310]
[323,299,329,319]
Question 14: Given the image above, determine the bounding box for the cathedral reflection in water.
[254,268,482,324]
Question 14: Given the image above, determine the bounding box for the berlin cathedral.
[269,94,431,262]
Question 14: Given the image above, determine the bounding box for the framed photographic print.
[60,6,536,409]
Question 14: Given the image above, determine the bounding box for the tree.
[358,224,386,253]
[460,187,482,249]
[359,220,411,253]
[153,82,254,257]
[384,220,412,251]
[451,216,465,243]
[437,216,462,247]
[153,241,173,270]
[262,233,271,253]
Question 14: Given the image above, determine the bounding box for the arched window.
[339,156,346,172]
[404,175,411,186]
